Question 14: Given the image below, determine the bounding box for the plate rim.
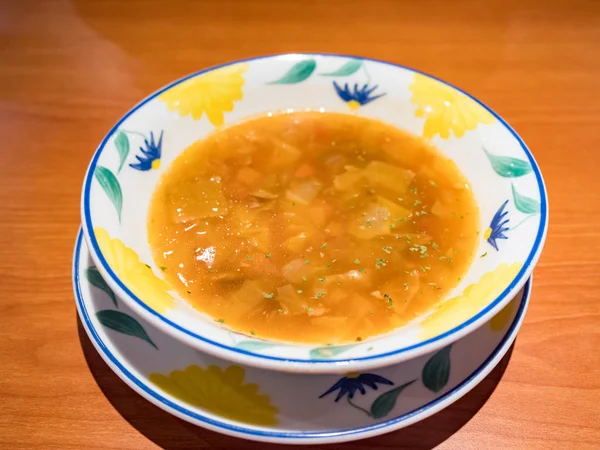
[73,228,532,444]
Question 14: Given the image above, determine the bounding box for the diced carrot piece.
[236,167,261,186]
[295,163,315,178]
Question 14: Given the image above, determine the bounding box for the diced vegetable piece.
[168,179,228,223]
[311,316,348,329]
[349,196,411,240]
[309,201,333,227]
[295,163,315,178]
[284,233,309,253]
[236,167,262,186]
[285,179,323,205]
[325,221,343,236]
[281,259,314,283]
[431,200,453,217]
[276,284,308,315]
[229,280,269,318]
[251,189,278,200]
[269,139,301,168]
[362,160,415,195]
[333,168,366,191]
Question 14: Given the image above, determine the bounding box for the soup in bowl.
[81,54,547,373]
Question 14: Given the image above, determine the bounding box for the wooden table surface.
[2,0,599,448]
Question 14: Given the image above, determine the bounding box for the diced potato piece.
[276,284,308,315]
[284,233,309,253]
[269,139,301,168]
[311,316,348,329]
[349,196,411,240]
[251,189,278,200]
[362,160,415,195]
[333,168,366,191]
[168,179,229,223]
[229,280,268,318]
[236,167,261,186]
[309,200,333,227]
[281,259,314,284]
[431,200,453,217]
[285,179,322,206]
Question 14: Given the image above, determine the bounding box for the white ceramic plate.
[74,229,531,444]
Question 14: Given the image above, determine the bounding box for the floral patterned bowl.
[81,53,547,374]
[74,230,531,444]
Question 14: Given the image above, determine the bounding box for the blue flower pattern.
[333,82,386,109]
[130,131,163,171]
[486,200,510,251]
[319,373,394,402]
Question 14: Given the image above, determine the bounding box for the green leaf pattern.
[319,59,363,77]
[268,59,316,84]
[512,183,541,214]
[114,132,130,174]
[483,148,532,178]
[370,380,416,419]
[94,166,123,222]
[96,310,158,349]
[422,344,452,393]
[85,267,118,308]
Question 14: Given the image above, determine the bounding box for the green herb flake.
[481,252,488,258]
[354,258,361,264]
[304,259,310,264]
[160,266,167,271]
[247,255,253,260]
[365,220,371,227]
[337,281,343,285]
[301,276,307,281]
[145,264,151,269]
[265,253,271,258]
[318,276,327,283]
[315,291,326,298]
[306,306,314,312]
[404,282,409,290]
[359,267,366,273]
[428,282,441,290]
[215,318,225,323]
[251,330,256,335]
[264,293,274,299]
[432,242,439,250]
[409,187,417,195]
[325,263,331,268]
[414,199,422,206]
[321,243,327,249]
[430,180,437,187]
[292,202,296,206]
[382,246,391,254]
[297,289,303,294]
[277,308,284,313]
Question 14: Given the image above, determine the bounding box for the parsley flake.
[354,258,361,264]
[264,293,274,299]
[382,246,391,254]
[265,253,271,258]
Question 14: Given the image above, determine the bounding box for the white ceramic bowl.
[81,53,547,374]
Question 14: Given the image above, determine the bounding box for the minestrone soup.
[148,112,479,344]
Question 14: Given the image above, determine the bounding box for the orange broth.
[148,112,479,344]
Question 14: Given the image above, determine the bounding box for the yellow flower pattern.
[418,263,522,340]
[409,74,495,139]
[94,227,174,313]
[149,365,278,426]
[490,298,517,331]
[159,63,248,126]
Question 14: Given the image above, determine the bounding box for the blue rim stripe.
[74,229,531,440]
[81,52,547,365]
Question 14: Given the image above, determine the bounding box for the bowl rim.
[74,229,532,443]
[81,52,548,374]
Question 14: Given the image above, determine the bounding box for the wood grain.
[1,0,599,448]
